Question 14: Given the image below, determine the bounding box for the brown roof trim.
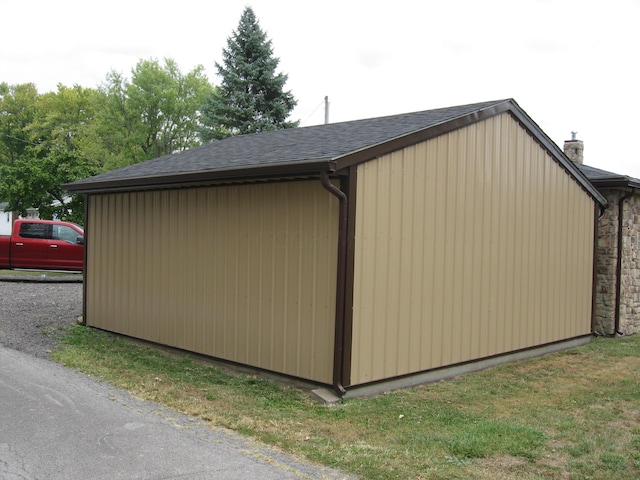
[506,106,606,206]
[64,160,335,194]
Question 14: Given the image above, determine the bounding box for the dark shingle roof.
[65,100,507,191]
[63,98,606,206]
[577,164,640,188]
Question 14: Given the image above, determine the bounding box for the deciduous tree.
[0,147,93,224]
[0,59,213,221]
[0,82,39,166]
[0,83,98,223]
[96,58,213,169]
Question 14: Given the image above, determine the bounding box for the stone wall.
[620,193,640,334]
[593,189,640,335]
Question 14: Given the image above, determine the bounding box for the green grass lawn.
[0,269,79,278]
[52,326,640,479]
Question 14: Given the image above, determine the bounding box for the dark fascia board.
[331,99,607,208]
[64,159,336,194]
[506,103,607,207]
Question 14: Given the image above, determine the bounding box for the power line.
[300,98,325,126]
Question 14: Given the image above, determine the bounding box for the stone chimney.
[563,131,584,164]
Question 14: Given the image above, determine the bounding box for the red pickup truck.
[0,219,84,272]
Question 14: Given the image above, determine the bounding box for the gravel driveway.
[0,279,82,357]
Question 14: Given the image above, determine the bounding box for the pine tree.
[200,7,298,141]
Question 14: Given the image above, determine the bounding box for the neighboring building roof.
[577,163,640,189]
[64,98,606,206]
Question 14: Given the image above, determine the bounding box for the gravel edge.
[0,280,83,358]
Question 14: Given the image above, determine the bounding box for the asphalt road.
[0,345,350,480]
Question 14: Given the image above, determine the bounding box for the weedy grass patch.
[53,326,640,479]
[0,269,77,278]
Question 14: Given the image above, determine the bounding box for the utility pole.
[324,96,330,124]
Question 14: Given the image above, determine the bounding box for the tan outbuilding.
[65,99,606,396]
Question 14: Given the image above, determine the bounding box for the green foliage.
[2,14,300,217]
[30,84,99,155]
[0,147,95,223]
[1,14,300,217]
[0,82,39,165]
[200,7,298,141]
[0,83,98,222]
[95,58,213,170]
[0,59,213,219]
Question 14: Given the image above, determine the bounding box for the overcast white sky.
[2,0,639,177]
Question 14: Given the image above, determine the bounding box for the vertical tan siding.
[350,113,595,385]
[86,181,338,384]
